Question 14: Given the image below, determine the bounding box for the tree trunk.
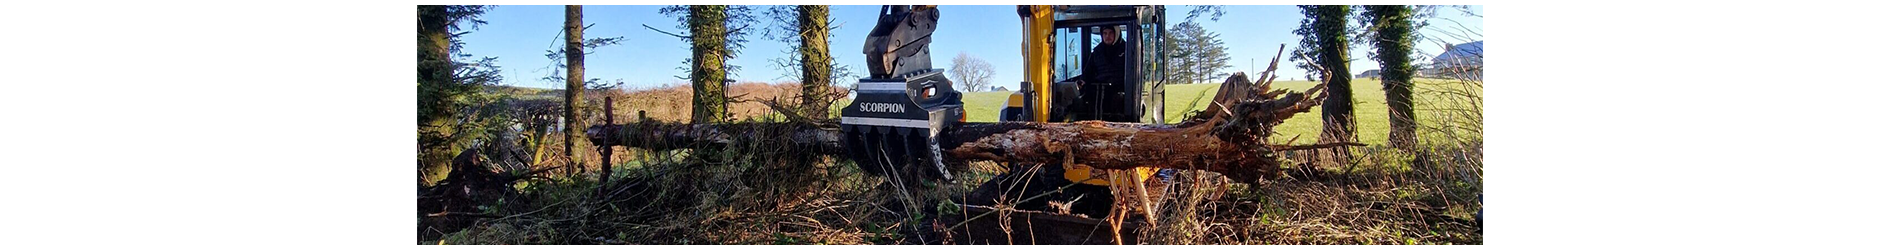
[1314,5,1356,164]
[564,5,587,175]
[417,5,456,184]
[585,73,1360,184]
[797,5,832,117]
[690,5,729,124]
[1368,5,1417,151]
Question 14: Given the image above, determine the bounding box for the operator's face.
[1102,27,1120,42]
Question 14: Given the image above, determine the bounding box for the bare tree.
[763,6,857,90]
[563,5,585,173]
[948,52,995,92]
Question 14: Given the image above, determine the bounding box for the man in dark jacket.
[1084,25,1125,86]
[1075,25,1128,121]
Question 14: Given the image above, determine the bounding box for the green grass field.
[959,83,1222,124]
[957,78,1480,146]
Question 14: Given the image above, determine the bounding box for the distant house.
[1356,69,1381,79]
[1428,41,1483,80]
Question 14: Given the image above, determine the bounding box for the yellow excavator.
[990,4,1172,211]
[840,5,1173,244]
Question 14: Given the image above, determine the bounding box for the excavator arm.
[863,5,938,79]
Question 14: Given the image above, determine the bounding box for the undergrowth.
[426,77,1482,245]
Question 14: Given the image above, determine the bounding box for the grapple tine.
[898,130,917,181]
[852,125,885,175]
[926,136,955,182]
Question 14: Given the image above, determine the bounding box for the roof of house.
[1433,41,1484,63]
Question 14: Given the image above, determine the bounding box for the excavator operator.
[1071,25,1127,122]
[1082,25,1125,87]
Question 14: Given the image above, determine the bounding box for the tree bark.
[1313,5,1356,163]
[797,5,832,117]
[564,5,586,175]
[417,5,456,184]
[598,96,614,196]
[1367,5,1417,151]
[690,5,729,124]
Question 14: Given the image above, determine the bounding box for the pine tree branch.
[641,24,689,39]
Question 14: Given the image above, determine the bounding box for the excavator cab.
[941,6,1176,243]
[1004,5,1169,125]
[998,5,1171,192]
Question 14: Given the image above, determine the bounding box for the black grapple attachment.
[841,71,963,185]
[844,5,965,185]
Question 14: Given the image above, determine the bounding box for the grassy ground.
[428,77,1483,245]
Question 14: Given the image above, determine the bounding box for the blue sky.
[459,5,1484,90]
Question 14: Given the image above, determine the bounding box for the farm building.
[1356,69,1381,79]
[1428,41,1483,80]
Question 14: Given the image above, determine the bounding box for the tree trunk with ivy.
[797,5,832,117]
[690,6,730,124]
[1366,5,1417,151]
[563,5,587,174]
[1304,5,1357,163]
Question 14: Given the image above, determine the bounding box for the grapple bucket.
[841,69,964,185]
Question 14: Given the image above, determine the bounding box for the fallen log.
[939,73,1345,182]
[586,121,846,155]
[585,71,1360,183]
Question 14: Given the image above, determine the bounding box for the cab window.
[1053,26,1084,82]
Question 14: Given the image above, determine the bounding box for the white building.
[1356,69,1382,79]
[1429,41,1483,80]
